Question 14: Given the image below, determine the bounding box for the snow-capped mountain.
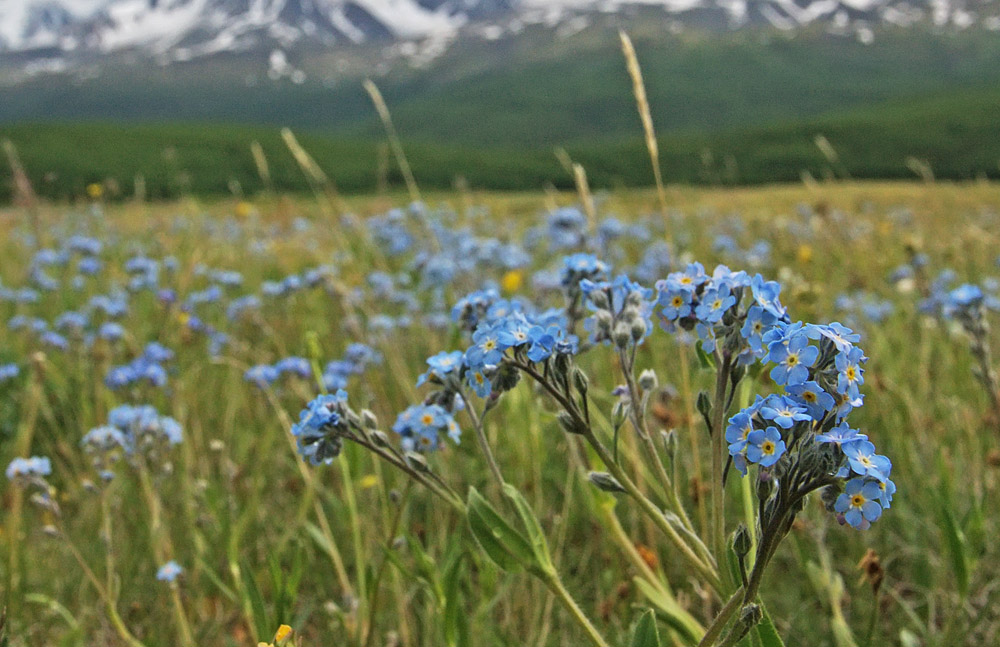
[0,0,998,63]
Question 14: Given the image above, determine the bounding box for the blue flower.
[759,395,811,429]
[156,561,183,583]
[740,305,778,354]
[6,456,52,481]
[0,363,18,383]
[393,403,460,452]
[467,323,507,366]
[786,381,835,418]
[292,391,350,465]
[750,274,787,320]
[876,478,896,509]
[768,332,818,386]
[725,411,756,452]
[245,365,280,387]
[746,427,786,467]
[842,439,891,482]
[695,284,737,324]
[807,322,860,354]
[657,286,692,321]
[835,478,883,530]
[467,368,493,398]
[417,351,464,386]
[835,346,866,398]
[814,421,866,446]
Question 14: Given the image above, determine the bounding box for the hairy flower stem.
[618,349,697,537]
[458,390,506,487]
[969,329,1000,421]
[543,571,612,647]
[512,359,722,592]
[698,588,746,647]
[710,353,733,570]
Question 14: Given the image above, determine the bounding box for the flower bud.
[726,604,762,644]
[630,317,647,341]
[638,368,658,391]
[732,523,751,558]
[557,411,585,435]
[404,451,430,473]
[613,322,632,349]
[756,473,774,504]
[361,409,379,429]
[588,471,627,493]
[696,391,711,423]
[494,362,521,392]
[595,310,614,334]
[611,400,628,430]
[589,290,610,310]
[370,430,391,448]
[572,368,589,396]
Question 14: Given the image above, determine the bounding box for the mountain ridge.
[2,0,998,72]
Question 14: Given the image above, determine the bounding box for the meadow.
[1,177,999,647]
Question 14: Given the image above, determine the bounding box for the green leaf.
[754,604,786,647]
[408,535,445,606]
[937,495,970,599]
[442,555,468,647]
[466,487,535,572]
[239,559,271,640]
[632,609,662,647]
[502,483,556,576]
[695,341,716,370]
[632,578,703,645]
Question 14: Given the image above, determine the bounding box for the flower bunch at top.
[290,390,353,465]
[105,342,175,390]
[6,456,52,485]
[81,404,183,477]
[656,263,789,363]
[463,310,578,399]
[580,275,655,348]
[392,403,461,452]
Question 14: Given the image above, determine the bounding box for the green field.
[3,82,1000,202]
[2,180,1000,646]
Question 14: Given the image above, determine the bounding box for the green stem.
[698,587,745,647]
[459,390,506,487]
[543,572,611,647]
[710,353,733,567]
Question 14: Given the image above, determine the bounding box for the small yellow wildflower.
[359,474,379,489]
[86,183,104,200]
[501,270,523,294]
[235,201,254,219]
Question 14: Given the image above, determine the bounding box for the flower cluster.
[392,404,461,452]
[82,405,183,477]
[290,390,353,465]
[580,274,655,348]
[105,342,175,390]
[650,260,896,531]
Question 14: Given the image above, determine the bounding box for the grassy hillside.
[1,83,998,202]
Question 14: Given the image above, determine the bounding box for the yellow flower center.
[802,391,816,402]
[851,494,866,507]
[761,441,775,455]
